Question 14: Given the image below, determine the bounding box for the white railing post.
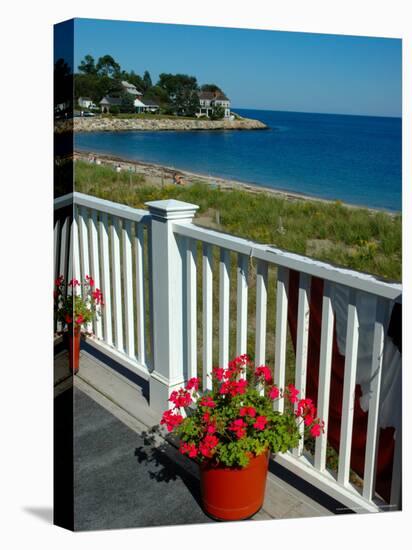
[145,199,199,414]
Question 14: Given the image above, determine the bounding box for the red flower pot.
[199,451,269,521]
[67,324,81,375]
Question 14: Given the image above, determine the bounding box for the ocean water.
[75,109,402,211]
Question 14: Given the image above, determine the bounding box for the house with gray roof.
[197,90,231,118]
[141,97,160,113]
[99,96,123,113]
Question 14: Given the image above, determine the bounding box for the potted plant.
[54,275,104,374]
[160,354,324,521]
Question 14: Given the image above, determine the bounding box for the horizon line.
[233,107,401,119]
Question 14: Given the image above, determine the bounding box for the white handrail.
[55,192,150,223]
[173,221,401,300]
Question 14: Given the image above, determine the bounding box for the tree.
[157,73,199,115]
[157,73,198,100]
[74,73,113,104]
[143,85,169,107]
[174,87,200,117]
[143,70,152,90]
[119,91,135,113]
[78,54,97,75]
[96,55,121,78]
[201,83,223,94]
[210,105,225,120]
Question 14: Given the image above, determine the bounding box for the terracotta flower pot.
[199,451,269,521]
[67,324,81,375]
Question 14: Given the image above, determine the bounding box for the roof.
[133,98,146,108]
[121,80,142,95]
[198,90,229,101]
[99,96,123,106]
[142,97,160,107]
[198,91,214,100]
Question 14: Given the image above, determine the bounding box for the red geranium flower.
[219,381,230,395]
[239,406,256,418]
[255,365,273,383]
[206,422,217,434]
[85,275,95,287]
[269,386,280,399]
[200,395,216,408]
[228,418,247,439]
[304,415,314,426]
[186,377,200,391]
[169,388,192,408]
[92,288,104,305]
[160,409,184,432]
[65,314,72,324]
[296,398,316,419]
[55,275,64,287]
[199,434,219,457]
[212,366,225,381]
[234,379,247,395]
[286,384,300,404]
[310,422,323,438]
[75,314,84,325]
[180,442,198,458]
[253,416,268,430]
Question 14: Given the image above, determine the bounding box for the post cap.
[145,199,199,221]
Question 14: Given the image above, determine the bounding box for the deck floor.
[55,348,334,531]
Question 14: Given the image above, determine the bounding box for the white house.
[78,97,96,109]
[197,90,231,118]
[134,97,160,114]
[133,98,146,113]
[121,80,143,97]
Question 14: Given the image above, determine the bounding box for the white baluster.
[203,243,213,390]
[274,267,289,413]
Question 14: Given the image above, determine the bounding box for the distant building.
[121,80,143,97]
[197,90,231,118]
[133,98,146,113]
[141,97,160,113]
[78,97,96,109]
[99,96,123,113]
[134,97,160,114]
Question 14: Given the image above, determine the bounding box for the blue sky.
[73,18,401,117]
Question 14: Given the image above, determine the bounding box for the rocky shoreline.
[56,114,268,133]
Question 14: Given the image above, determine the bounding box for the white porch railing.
[54,191,402,514]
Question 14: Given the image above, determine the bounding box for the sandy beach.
[74,150,391,214]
